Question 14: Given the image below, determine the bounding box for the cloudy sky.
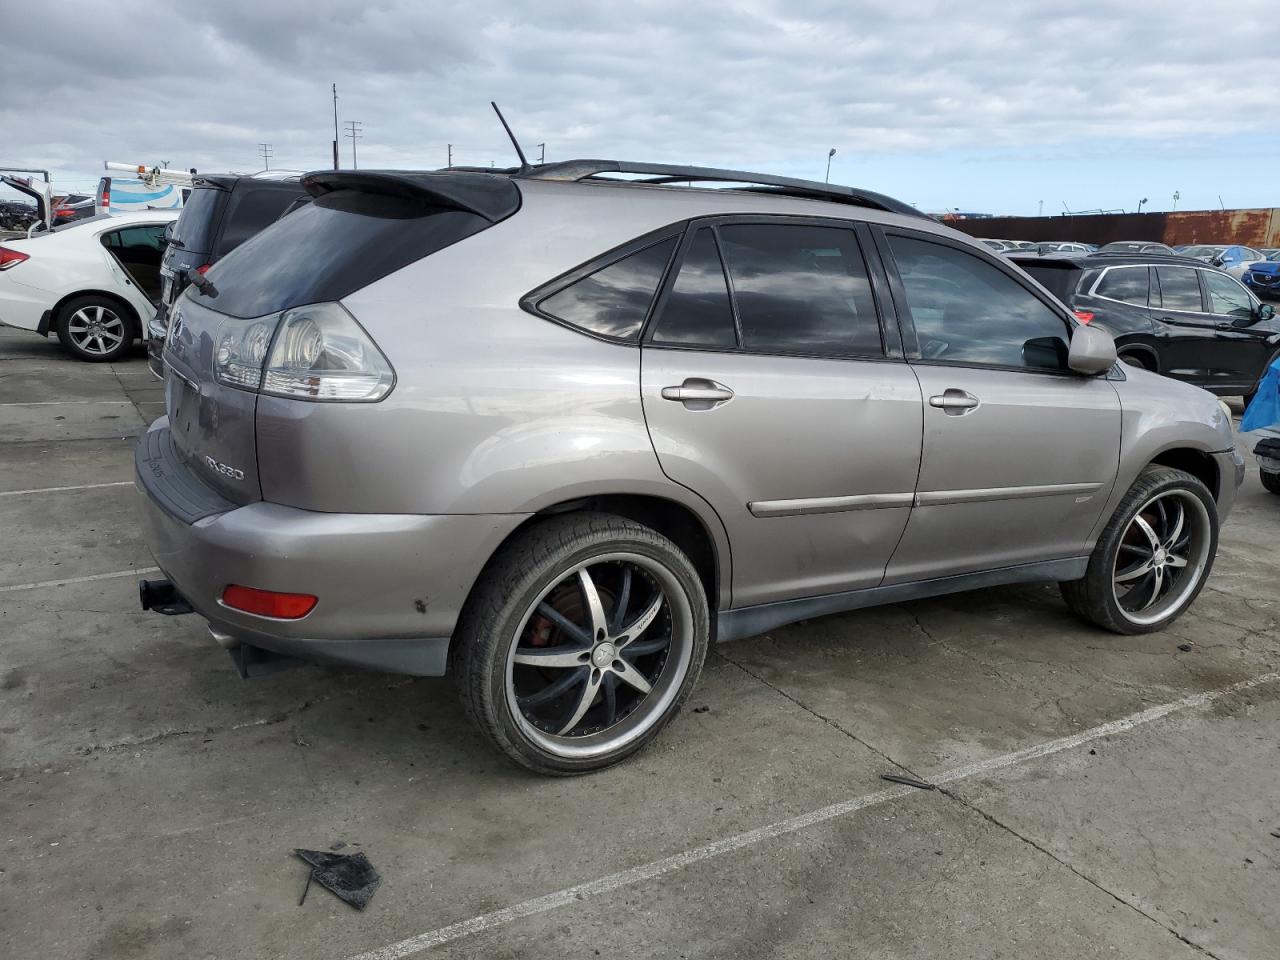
[2,0,1275,214]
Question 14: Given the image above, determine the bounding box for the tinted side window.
[538,237,676,341]
[887,235,1070,370]
[1204,271,1252,319]
[1094,266,1150,305]
[1154,266,1203,312]
[717,224,882,357]
[649,228,736,348]
[171,185,226,253]
[215,186,308,257]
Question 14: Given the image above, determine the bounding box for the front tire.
[1261,470,1280,495]
[453,513,710,775]
[55,295,136,362]
[1062,466,1218,634]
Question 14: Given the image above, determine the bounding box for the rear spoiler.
[301,170,520,223]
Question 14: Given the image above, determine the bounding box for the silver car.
[135,160,1244,774]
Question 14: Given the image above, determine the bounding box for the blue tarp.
[1242,357,1280,432]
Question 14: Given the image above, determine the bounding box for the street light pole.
[1138,197,1148,213]
[1172,190,1180,212]
[824,147,836,183]
[332,83,340,170]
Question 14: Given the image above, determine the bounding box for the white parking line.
[0,400,135,406]
[0,566,160,593]
[347,670,1280,960]
[0,480,133,497]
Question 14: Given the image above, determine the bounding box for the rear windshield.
[1019,262,1082,302]
[170,185,227,254]
[213,184,308,259]
[193,189,492,319]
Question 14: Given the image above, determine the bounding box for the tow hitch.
[138,578,194,616]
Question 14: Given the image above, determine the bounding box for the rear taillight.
[0,247,29,270]
[262,303,395,401]
[211,302,394,402]
[221,584,317,619]
[195,263,211,275]
[1073,310,1095,324]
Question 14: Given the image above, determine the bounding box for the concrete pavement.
[1,326,1277,959]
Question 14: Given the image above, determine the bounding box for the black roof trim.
[301,170,521,223]
[520,159,925,219]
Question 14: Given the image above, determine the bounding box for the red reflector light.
[0,247,29,270]
[1073,310,1095,324]
[221,584,317,619]
[196,263,212,275]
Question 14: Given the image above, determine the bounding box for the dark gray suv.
[136,160,1243,773]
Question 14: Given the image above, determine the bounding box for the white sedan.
[0,210,178,361]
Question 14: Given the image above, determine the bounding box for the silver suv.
[135,160,1244,774]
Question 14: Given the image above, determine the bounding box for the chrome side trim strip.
[914,481,1103,507]
[748,492,915,518]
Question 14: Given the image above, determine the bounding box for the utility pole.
[345,120,363,170]
[537,142,545,165]
[332,83,340,170]
[447,144,452,169]
[259,143,273,170]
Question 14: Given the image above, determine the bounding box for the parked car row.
[0,173,307,361]
[125,158,1241,774]
[1012,251,1278,400]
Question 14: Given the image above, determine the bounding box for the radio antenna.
[491,101,532,174]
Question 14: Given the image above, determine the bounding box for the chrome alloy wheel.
[67,305,126,356]
[504,553,694,760]
[1112,489,1212,627]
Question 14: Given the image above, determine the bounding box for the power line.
[344,121,363,170]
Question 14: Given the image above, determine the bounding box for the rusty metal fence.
[948,209,1280,247]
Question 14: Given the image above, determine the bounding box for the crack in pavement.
[714,644,1231,960]
[938,784,1224,960]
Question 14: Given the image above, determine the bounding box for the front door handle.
[929,389,980,415]
[661,378,735,408]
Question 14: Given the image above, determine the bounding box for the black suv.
[1014,252,1278,399]
[150,175,307,375]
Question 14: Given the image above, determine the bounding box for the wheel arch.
[464,492,728,627]
[52,289,143,338]
[1116,342,1159,372]
[1147,447,1220,500]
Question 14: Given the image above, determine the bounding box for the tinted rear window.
[1019,263,1081,302]
[213,184,308,258]
[193,189,492,319]
[171,185,226,253]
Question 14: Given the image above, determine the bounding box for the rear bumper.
[135,418,528,676]
[0,281,51,333]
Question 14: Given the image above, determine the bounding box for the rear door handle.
[929,389,980,415]
[661,378,735,408]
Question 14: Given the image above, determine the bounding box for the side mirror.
[1258,303,1276,323]
[1068,323,1118,375]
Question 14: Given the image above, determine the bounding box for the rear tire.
[1261,470,1280,495]
[1061,466,1217,635]
[452,512,710,775]
[1119,352,1153,371]
[55,295,136,362]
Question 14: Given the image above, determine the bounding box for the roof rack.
[517,159,924,219]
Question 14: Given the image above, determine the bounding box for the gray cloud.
[1,0,1273,202]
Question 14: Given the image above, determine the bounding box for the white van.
[95,163,194,216]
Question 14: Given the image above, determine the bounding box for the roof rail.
[519,159,924,219]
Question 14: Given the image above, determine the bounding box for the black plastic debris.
[294,849,381,910]
[880,773,936,791]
